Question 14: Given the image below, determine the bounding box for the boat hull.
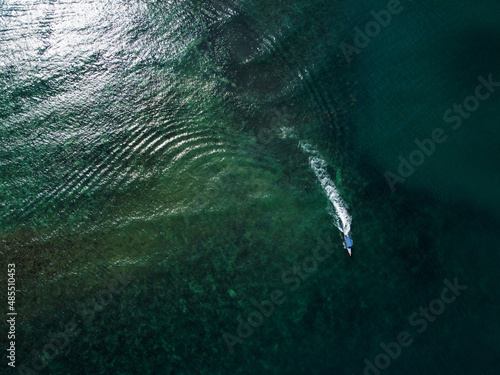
[344,234,353,256]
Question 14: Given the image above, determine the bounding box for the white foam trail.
[300,141,352,234]
[280,127,351,234]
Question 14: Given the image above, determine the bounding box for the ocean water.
[1,0,499,374]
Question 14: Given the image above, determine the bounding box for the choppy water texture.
[1,0,499,374]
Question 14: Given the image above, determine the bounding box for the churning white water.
[299,141,352,234]
[281,127,351,235]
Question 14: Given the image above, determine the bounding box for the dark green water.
[1,0,499,374]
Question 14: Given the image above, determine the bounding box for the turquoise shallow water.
[1,0,499,374]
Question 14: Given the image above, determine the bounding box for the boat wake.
[281,127,351,235]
